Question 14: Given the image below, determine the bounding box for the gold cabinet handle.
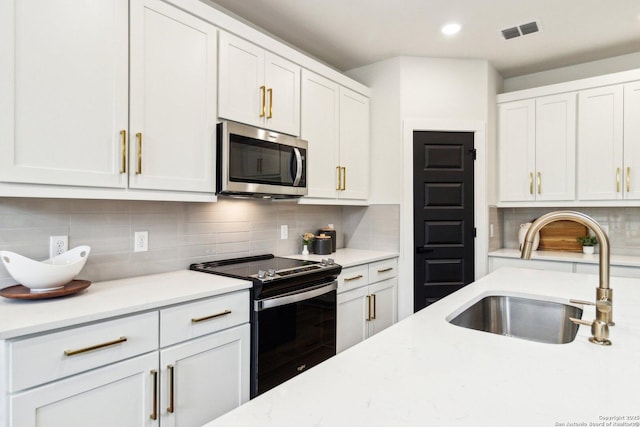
[191,309,232,323]
[150,369,158,420]
[344,274,364,282]
[342,167,346,190]
[616,167,621,192]
[267,88,273,119]
[64,336,127,356]
[371,294,377,320]
[336,166,342,191]
[167,364,175,413]
[120,130,127,174]
[377,267,393,273]
[260,85,266,117]
[529,172,533,195]
[627,167,631,192]
[537,171,541,195]
[366,295,371,321]
[136,132,143,175]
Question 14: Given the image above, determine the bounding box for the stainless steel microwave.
[216,121,308,198]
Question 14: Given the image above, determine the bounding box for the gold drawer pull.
[344,274,364,282]
[377,267,393,273]
[64,336,127,356]
[191,309,232,323]
[529,172,533,195]
[616,168,621,192]
[627,166,631,192]
[366,295,371,321]
[136,132,143,175]
[260,85,266,117]
[537,171,541,195]
[167,364,175,413]
[371,294,377,320]
[267,88,273,118]
[150,369,158,420]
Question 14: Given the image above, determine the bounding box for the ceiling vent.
[500,20,542,40]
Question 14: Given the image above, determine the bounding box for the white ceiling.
[207,0,640,78]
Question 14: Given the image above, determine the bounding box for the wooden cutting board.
[537,221,588,252]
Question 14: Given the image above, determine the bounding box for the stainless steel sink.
[448,295,583,344]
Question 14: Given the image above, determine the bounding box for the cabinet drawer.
[338,265,369,293]
[368,258,398,284]
[160,290,249,347]
[9,311,158,392]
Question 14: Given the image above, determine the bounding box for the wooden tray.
[537,221,588,252]
[0,280,91,300]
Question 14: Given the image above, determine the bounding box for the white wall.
[503,52,640,92]
[349,56,502,320]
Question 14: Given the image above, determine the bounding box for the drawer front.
[10,311,158,392]
[338,265,369,293]
[368,258,398,284]
[160,290,249,347]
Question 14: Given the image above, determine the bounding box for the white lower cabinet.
[5,291,250,427]
[337,258,397,353]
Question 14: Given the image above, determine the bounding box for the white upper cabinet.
[218,32,300,136]
[577,85,624,200]
[623,81,640,199]
[338,88,370,200]
[301,71,340,198]
[0,0,217,196]
[300,71,369,201]
[535,93,576,201]
[129,0,217,193]
[498,93,576,203]
[498,100,535,202]
[0,0,129,188]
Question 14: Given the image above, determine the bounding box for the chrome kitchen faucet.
[520,210,614,346]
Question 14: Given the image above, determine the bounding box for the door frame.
[399,119,488,319]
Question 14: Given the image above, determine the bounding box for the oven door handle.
[254,281,337,311]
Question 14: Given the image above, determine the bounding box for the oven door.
[253,281,336,397]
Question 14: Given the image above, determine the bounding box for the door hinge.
[474,227,477,238]
[469,148,477,160]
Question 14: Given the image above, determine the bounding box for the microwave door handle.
[292,147,303,186]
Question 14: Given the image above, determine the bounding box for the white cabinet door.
[338,87,370,200]
[301,70,340,198]
[159,324,250,427]
[624,82,640,199]
[368,278,397,336]
[10,353,157,427]
[129,0,217,192]
[218,32,300,135]
[218,32,264,129]
[535,93,576,201]
[498,100,536,202]
[577,85,624,200]
[0,0,128,188]
[264,53,301,136]
[336,286,369,353]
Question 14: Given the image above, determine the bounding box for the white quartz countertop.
[285,248,398,267]
[489,248,640,267]
[0,270,251,339]
[204,267,640,427]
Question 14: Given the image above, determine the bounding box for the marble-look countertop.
[489,248,640,267]
[0,270,251,339]
[286,248,398,268]
[204,267,640,427]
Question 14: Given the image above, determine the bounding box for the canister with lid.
[318,227,337,253]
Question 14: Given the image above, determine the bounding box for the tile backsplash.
[0,198,399,287]
[501,207,640,255]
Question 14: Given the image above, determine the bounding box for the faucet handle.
[569,317,612,346]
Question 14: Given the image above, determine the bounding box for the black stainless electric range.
[190,254,341,397]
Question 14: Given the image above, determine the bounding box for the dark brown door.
[413,131,475,312]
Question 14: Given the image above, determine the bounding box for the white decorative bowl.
[0,246,91,292]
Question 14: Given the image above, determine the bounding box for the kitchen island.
[204,267,640,427]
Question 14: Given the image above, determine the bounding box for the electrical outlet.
[134,231,149,252]
[49,235,68,259]
[280,225,288,240]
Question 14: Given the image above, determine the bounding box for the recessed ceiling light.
[441,23,462,35]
